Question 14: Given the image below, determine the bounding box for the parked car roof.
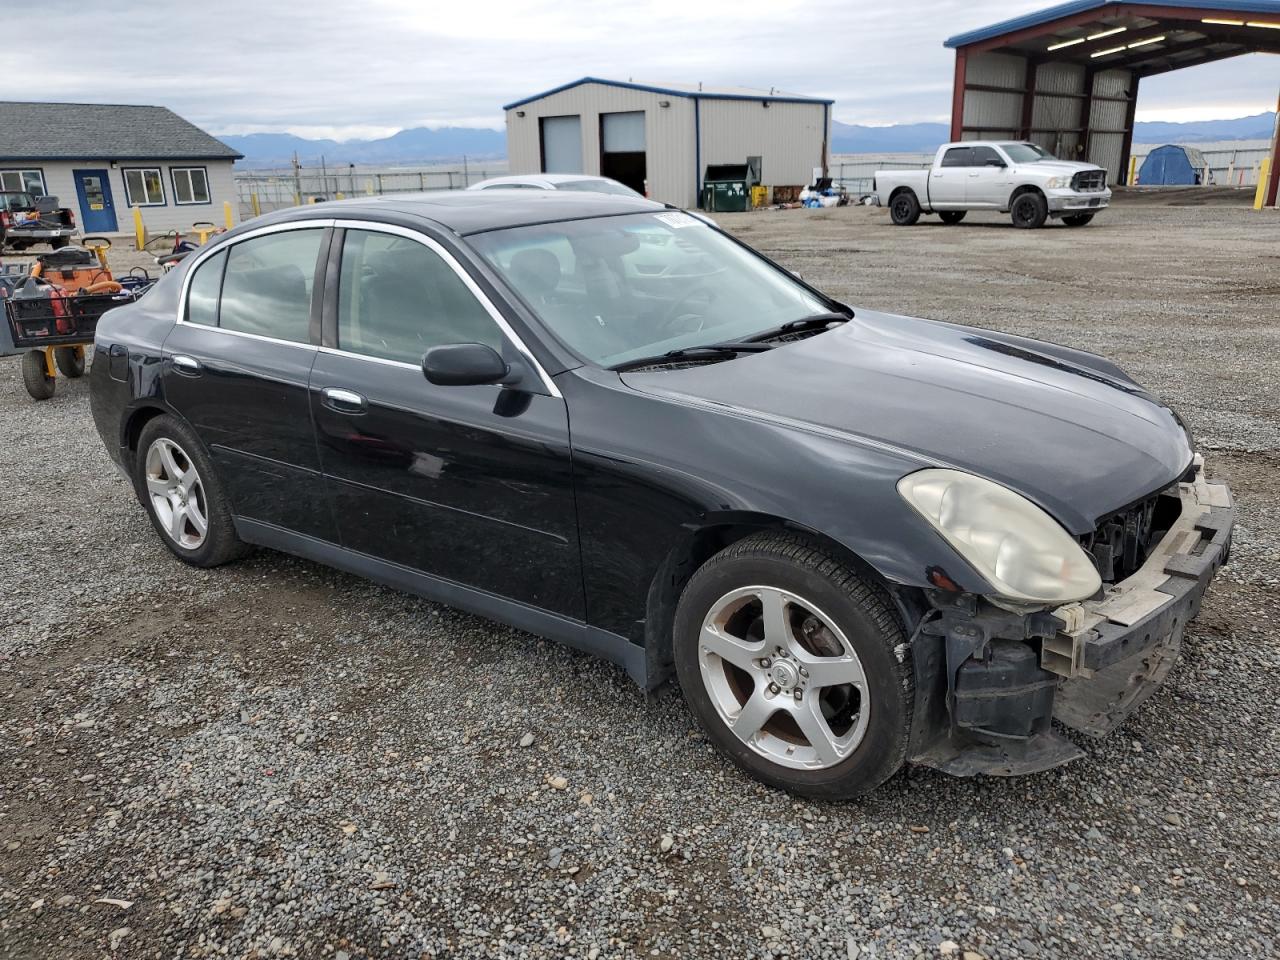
[263,190,665,235]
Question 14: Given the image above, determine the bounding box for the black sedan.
[90,191,1233,798]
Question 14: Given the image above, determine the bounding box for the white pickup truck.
[873,141,1111,229]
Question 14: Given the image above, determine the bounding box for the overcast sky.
[18,0,1279,140]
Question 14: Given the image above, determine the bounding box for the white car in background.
[467,173,644,198]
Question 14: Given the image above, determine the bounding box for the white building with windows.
[502,77,833,208]
[0,101,241,237]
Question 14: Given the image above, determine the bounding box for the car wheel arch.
[640,513,921,691]
[1007,183,1046,209]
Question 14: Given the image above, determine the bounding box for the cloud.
[9,0,1276,140]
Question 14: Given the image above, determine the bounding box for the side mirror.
[422,342,521,387]
[986,158,1007,168]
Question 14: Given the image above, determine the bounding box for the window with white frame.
[171,167,211,205]
[0,169,46,195]
[124,167,165,206]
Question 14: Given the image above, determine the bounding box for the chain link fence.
[234,162,509,219]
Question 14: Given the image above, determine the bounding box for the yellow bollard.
[335,191,344,200]
[133,207,147,251]
[1254,157,1272,210]
[224,201,234,229]
[1128,156,1138,186]
[250,192,261,218]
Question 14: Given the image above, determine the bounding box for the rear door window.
[185,250,226,326]
[218,229,323,343]
[941,147,974,167]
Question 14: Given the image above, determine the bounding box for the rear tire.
[939,211,966,225]
[1010,191,1048,229]
[134,415,250,568]
[673,532,913,799]
[889,191,921,226]
[1062,213,1094,227]
[21,351,55,400]
[54,346,84,378]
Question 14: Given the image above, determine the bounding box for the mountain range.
[221,112,1276,167]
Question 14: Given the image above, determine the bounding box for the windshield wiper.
[739,311,851,342]
[610,341,775,372]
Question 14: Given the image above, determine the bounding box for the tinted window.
[482,182,542,189]
[970,146,1003,166]
[185,249,226,326]
[1001,143,1054,163]
[219,229,322,343]
[941,147,974,167]
[337,230,502,365]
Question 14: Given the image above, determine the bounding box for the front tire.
[21,351,55,400]
[889,191,921,226]
[134,415,249,568]
[674,532,913,799]
[1062,213,1094,227]
[939,211,966,225]
[1010,191,1048,229]
[54,346,84,378]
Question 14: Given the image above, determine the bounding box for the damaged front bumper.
[909,457,1234,777]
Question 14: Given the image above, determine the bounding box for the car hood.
[620,310,1192,534]
[1014,160,1103,177]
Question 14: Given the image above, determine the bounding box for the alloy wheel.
[697,585,871,770]
[145,437,209,550]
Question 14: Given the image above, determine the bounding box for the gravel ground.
[1,194,1278,959]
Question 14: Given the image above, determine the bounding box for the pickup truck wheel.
[1011,192,1048,229]
[21,350,55,400]
[939,211,966,225]
[1063,214,1094,227]
[54,346,85,378]
[673,532,913,799]
[889,191,921,226]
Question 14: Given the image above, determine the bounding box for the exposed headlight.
[1046,175,1073,189]
[898,469,1102,605]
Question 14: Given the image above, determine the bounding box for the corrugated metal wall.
[504,83,696,206]
[961,52,1024,138]
[697,99,829,194]
[959,52,1133,184]
[1088,69,1134,181]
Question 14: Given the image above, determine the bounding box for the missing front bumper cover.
[909,460,1234,775]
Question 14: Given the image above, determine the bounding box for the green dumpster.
[701,164,752,212]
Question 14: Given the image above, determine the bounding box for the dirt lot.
[1,194,1278,959]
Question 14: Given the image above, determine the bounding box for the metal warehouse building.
[944,0,1280,202]
[502,77,833,208]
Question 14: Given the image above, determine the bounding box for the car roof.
[260,189,666,235]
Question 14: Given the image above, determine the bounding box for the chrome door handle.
[321,386,367,414]
[171,354,201,376]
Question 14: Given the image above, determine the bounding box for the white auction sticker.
[655,212,703,228]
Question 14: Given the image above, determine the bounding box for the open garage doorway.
[600,111,646,195]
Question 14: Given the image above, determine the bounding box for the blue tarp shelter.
[1139,145,1208,186]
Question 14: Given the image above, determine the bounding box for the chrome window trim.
[330,219,561,398]
[175,216,561,398]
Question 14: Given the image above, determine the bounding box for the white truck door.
[965,145,1009,208]
[930,147,971,208]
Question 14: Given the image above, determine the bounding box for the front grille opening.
[1071,170,1107,192]
[1079,486,1183,583]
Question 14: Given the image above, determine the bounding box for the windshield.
[469,212,830,367]
[1000,143,1055,163]
[555,179,642,198]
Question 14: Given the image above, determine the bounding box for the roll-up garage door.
[540,115,583,174]
[600,111,646,195]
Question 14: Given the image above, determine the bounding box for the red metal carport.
[944,0,1280,203]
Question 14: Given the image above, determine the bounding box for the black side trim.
[310,227,333,347]
[234,517,647,686]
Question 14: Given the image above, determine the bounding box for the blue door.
[72,169,118,232]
